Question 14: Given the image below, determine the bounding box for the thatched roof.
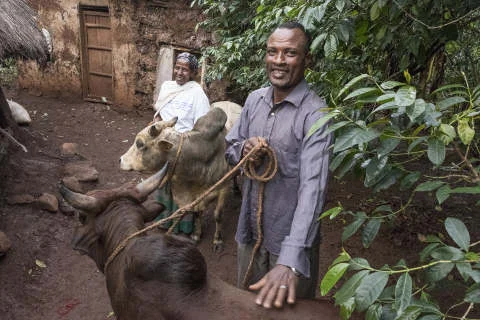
[0,0,48,63]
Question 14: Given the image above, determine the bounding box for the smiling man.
[225,21,333,309]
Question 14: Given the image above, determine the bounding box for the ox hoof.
[213,241,224,253]
[190,234,201,243]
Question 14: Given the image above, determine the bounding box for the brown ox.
[119,106,239,250]
[60,166,340,320]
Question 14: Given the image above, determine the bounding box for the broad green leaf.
[456,262,472,282]
[337,74,371,99]
[336,23,349,42]
[319,120,351,139]
[438,124,456,144]
[329,149,351,171]
[370,1,380,20]
[324,34,338,58]
[407,136,427,153]
[331,250,352,266]
[372,169,400,192]
[415,181,445,192]
[339,297,356,320]
[406,99,426,122]
[337,153,363,178]
[355,271,389,312]
[375,92,395,103]
[344,87,380,101]
[465,283,480,303]
[334,127,380,153]
[466,269,480,283]
[424,262,454,282]
[420,243,441,262]
[349,257,371,271]
[335,0,346,12]
[427,137,445,165]
[431,246,464,261]
[457,119,475,145]
[377,137,400,157]
[334,270,370,304]
[449,186,480,194]
[307,111,339,137]
[380,81,404,90]
[320,262,350,295]
[366,303,383,320]
[396,306,423,320]
[445,217,470,251]
[430,84,465,95]
[342,212,367,241]
[437,96,466,111]
[400,172,421,190]
[371,101,399,114]
[310,33,327,52]
[435,185,451,205]
[395,273,413,315]
[362,218,382,248]
[365,156,388,186]
[373,204,392,213]
[395,86,416,107]
[319,206,343,220]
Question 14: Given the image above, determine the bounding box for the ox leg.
[191,212,202,243]
[212,189,228,252]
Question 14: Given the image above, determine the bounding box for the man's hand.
[248,265,299,309]
[242,137,268,166]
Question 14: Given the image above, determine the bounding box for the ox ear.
[149,117,178,137]
[158,139,174,152]
[193,108,227,139]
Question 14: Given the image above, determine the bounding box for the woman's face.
[174,59,193,85]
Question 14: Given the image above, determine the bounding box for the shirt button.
[270,112,275,116]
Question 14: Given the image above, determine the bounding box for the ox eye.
[136,139,145,149]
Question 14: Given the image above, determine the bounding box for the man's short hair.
[275,21,311,54]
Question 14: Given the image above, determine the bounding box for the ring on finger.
[279,285,288,289]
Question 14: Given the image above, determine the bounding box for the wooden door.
[79,9,113,103]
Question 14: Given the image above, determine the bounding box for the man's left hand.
[248,264,299,309]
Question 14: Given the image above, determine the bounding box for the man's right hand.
[242,137,268,166]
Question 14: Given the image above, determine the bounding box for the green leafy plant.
[318,73,479,317]
[320,217,480,319]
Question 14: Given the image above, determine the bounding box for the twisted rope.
[241,146,277,288]
[104,142,277,274]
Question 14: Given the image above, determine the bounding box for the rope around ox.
[103,142,277,274]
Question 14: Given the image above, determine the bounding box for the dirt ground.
[0,89,478,320]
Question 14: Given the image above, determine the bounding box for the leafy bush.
[318,74,479,317]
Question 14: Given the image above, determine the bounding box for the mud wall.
[18,0,84,98]
[16,0,221,108]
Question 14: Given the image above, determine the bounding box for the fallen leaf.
[107,311,115,318]
[35,259,47,268]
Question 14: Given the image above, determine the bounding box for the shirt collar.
[263,79,309,109]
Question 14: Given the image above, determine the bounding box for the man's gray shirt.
[225,79,332,278]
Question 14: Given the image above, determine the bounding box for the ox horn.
[135,162,169,198]
[59,183,101,214]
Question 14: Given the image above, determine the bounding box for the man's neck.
[272,88,292,105]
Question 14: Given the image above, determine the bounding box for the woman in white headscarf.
[153,52,210,235]
[153,52,210,133]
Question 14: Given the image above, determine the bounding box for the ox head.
[119,117,178,171]
[59,164,168,268]
[119,108,228,172]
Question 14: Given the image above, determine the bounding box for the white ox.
[119,101,242,250]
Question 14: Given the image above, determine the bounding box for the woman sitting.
[153,52,210,132]
[153,52,210,236]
